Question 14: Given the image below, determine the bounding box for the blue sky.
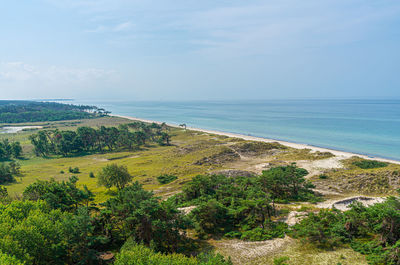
[1,0,400,100]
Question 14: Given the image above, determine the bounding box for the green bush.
[68,167,80,174]
[0,251,25,265]
[224,231,242,239]
[114,239,232,265]
[157,174,178,184]
[352,160,388,169]
[240,223,288,241]
[89,172,95,178]
[274,256,290,265]
[319,174,328,179]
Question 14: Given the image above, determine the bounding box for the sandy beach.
[114,114,400,165]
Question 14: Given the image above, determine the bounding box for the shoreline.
[114,114,400,165]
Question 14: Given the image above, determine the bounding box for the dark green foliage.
[0,100,106,123]
[240,222,288,241]
[319,174,328,179]
[157,174,178,184]
[30,122,170,157]
[23,176,94,211]
[0,161,21,184]
[157,132,171,146]
[352,160,388,169]
[292,196,400,264]
[97,164,132,190]
[101,182,191,253]
[62,207,108,264]
[191,199,233,237]
[174,164,315,240]
[0,139,22,160]
[291,209,347,249]
[68,166,80,174]
[89,171,95,178]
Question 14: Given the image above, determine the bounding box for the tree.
[97,164,132,190]
[23,176,94,211]
[11,142,22,158]
[63,207,107,265]
[0,162,21,184]
[158,132,171,146]
[191,199,233,237]
[102,182,190,252]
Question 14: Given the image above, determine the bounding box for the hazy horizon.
[1,1,400,100]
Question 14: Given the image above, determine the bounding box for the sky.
[0,0,400,101]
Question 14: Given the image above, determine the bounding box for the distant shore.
[114,114,400,165]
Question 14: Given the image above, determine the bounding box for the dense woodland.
[0,101,108,123]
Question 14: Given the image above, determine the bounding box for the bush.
[157,174,178,184]
[319,174,328,179]
[224,231,242,239]
[60,170,64,174]
[68,167,80,174]
[274,256,290,265]
[114,238,232,265]
[89,172,95,178]
[0,251,25,265]
[352,160,388,169]
[240,222,288,241]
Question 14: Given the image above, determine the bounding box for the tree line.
[29,122,170,157]
[0,101,106,123]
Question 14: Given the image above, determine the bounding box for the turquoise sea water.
[74,100,400,161]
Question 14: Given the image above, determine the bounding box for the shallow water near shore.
[73,99,400,161]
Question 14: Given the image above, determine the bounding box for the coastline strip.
[114,114,400,165]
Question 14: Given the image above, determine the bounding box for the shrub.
[240,222,288,241]
[352,160,388,169]
[274,256,290,265]
[89,172,95,178]
[319,174,328,179]
[157,174,178,184]
[68,167,80,174]
[114,238,232,265]
[224,231,242,239]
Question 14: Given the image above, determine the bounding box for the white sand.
[114,115,400,165]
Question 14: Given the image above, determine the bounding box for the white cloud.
[0,61,116,83]
[86,21,134,33]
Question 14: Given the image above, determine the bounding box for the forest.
[0,101,108,123]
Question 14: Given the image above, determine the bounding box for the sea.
[72,99,400,161]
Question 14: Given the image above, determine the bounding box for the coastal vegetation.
[29,122,170,157]
[0,114,400,264]
[291,195,400,264]
[0,100,108,123]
